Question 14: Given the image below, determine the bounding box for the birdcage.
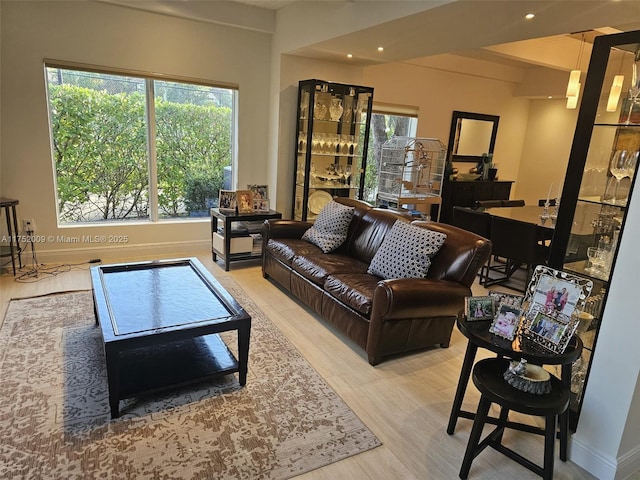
[376,137,446,208]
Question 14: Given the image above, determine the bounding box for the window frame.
[364,103,419,203]
[44,60,238,225]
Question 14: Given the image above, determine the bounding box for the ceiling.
[99,0,640,74]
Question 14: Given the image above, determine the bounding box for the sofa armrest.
[371,278,471,320]
[262,219,312,241]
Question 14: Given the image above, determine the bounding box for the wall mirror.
[447,111,500,162]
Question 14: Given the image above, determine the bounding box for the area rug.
[0,284,380,479]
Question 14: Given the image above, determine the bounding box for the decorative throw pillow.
[367,220,447,279]
[302,200,355,253]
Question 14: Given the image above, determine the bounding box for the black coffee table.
[91,258,251,418]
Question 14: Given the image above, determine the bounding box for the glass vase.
[329,98,344,121]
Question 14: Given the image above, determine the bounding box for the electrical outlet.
[23,218,35,232]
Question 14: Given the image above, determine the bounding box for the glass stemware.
[626,55,640,124]
[608,150,635,204]
[586,247,603,275]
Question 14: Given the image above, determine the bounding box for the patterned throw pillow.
[302,200,355,253]
[367,220,447,279]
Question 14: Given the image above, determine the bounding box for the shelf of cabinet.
[594,122,640,127]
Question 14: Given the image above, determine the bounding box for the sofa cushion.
[302,200,355,253]
[367,220,447,279]
[292,254,369,286]
[324,273,380,316]
[346,209,411,264]
[266,238,322,266]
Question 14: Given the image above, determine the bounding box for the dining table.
[472,205,556,289]
[482,205,555,243]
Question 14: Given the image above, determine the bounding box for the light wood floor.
[0,253,605,479]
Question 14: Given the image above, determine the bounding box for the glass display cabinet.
[293,79,374,221]
[549,30,640,430]
[376,137,446,217]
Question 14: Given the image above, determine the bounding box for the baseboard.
[570,435,640,479]
[21,240,211,265]
[617,445,640,479]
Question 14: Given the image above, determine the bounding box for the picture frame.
[218,190,237,213]
[236,190,254,214]
[247,184,269,201]
[248,184,270,212]
[489,304,523,340]
[254,199,270,212]
[465,296,495,321]
[524,265,593,320]
[526,310,579,354]
[487,290,524,309]
[520,265,593,354]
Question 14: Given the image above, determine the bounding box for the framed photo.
[524,265,593,320]
[526,310,579,354]
[254,198,270,212]
[248,184,270,211]
[489,304,523,340]
[247,184,269,201]
[218,190,237,212]
[236,190,254,214]
[487,290,524,309]
[465,296,495,321]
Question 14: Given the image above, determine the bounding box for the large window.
[45,64,236,224]
[363,105,418,203]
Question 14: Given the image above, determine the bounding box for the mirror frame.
[447,111,500,162]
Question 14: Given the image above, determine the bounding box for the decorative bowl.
[503,359,552,395]
[458,173,481,181]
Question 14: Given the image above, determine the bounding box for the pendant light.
[567,83,581,109]
[566,34,586,106]
[607,52,626,112]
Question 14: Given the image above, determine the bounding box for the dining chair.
[484,216,550,291]
[474,200,503,209]
[452,206,492,284]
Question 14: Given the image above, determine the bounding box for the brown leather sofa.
[262,198,492,365]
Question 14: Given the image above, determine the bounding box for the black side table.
[447,313,582,462]
[210,208,282,271]
[1,197,23,275]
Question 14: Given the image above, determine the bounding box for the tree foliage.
[48,83,231,222]
[363,113,412,202]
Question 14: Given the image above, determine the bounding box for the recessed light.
[377,46,384,52]
[548,96,553,99]
[347,53,353,58]
[525,13,535,19]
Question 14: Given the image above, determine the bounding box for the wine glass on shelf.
[624,150,639,179]
[626,57,640,124]
[347,135,356,156]
[344,165,353,185]
[586,247,602,275]
[609,150,631,204]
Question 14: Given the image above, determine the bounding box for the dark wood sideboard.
[440,180,514,224]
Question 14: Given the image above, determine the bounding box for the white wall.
[362,61,530,189]
[1,1,271,261]
[516,98,580,203]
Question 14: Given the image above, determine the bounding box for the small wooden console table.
[210,208,282,271]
